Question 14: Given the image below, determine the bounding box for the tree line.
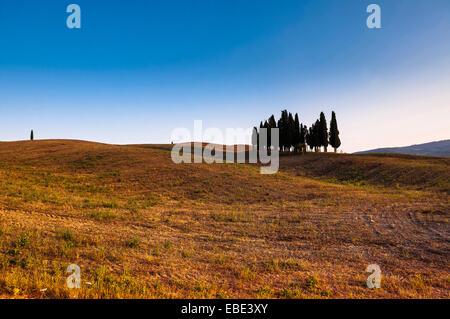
[252,110,341,153]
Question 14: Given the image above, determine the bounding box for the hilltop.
[0,140,448,298]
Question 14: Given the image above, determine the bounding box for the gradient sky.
[0,0,449,152]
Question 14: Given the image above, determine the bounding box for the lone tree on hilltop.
[30,129,34,141]
[329,111,341,153]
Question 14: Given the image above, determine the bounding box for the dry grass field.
[0,139,448,298]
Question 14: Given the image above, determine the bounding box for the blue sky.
[0,0,449,152]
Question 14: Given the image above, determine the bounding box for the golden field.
[0,139,448,298]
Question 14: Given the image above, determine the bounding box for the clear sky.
[0,0,449,152]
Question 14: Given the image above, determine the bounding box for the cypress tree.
[300,124,306,144]
[287,112,295,151]
[268,115,277,129]
[299,124,307,154]
[319,112,328,152]
[276,119,280,148]
[313,120,320,152]
[278,110,289,151]
[268,115,277,152]
[264,120,270,151]
[306,125,314,151]
[251,126,258,151]
[282,110,288,151]
[30,129,34,141]
[329,111,341,153]
[294,113,300,152]
[256,110,340,154]
[259,121,265,150]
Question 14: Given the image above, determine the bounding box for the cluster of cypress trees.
[252,110,341,153]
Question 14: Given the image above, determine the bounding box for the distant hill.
[355,140,450,158]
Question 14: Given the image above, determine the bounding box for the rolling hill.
[0,140,448,298]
